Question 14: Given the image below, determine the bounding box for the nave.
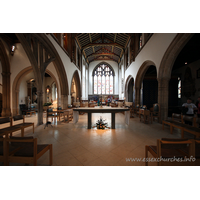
[0,113,183,166]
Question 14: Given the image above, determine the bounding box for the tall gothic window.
[93,64,114,94]
[178,77,181,98]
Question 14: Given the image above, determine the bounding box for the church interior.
[2,1,200,199]
[1,33,200,167]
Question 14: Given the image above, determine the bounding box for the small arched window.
[93,63,114,94]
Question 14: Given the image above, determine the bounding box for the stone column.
[1,72,11,117]
[37,90,44,125]
[135,86,140,106]
[158,77,170,122]
[13,89,19,116]
[61,94,68,109]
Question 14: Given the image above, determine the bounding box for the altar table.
[73,106,130,129]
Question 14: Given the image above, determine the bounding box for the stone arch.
[44,69,60,106]
[71,70,81,101]
[12,66,60,115]
[125,75,134,102]
[134,60,157,105]
[0,39,11,116]
[12,66,33,115]
[157,33,194,121]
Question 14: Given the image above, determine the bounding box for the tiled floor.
[0,112,186,166]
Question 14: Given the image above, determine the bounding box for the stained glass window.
[178,77,181,98]
[93,64,114,94]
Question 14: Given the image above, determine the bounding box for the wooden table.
[73,106,130,129]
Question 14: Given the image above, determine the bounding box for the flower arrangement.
[43,102,53,107]
[94,116,109,129]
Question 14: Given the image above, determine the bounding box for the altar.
[73,106,130,129]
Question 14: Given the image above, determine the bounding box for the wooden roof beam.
[82,43,124,51]
[87,52,120,59]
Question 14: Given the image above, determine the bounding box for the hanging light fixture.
[11,44,16,55]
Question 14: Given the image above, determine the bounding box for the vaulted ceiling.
[75,33,130,64]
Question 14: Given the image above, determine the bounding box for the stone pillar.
[13,89,19,116]
[158,77,170,122]
[61,94,68,109]
[1,72,11,117]
[135,86,140,106]
[37,90,44,125]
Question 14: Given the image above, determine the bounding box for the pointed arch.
[158,33,194,121]
[71,70,81,100]
[134,60,157,105]
[125,75,134,102]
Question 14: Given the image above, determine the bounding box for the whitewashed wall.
[125,33,177,86]
[19,71,35,104]
[46,34,81,104]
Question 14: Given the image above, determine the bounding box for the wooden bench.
[6,136,52,166]
[145,138,194,166]
[163,114,200,138]
[0,117,23,138]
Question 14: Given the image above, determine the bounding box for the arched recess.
[15,33,69,125]
[157,33,194,121]
[70,70,81,102]
[0,39,11,117]
[125,75,134,102]
[12,66,60,115]
[45,69,60,104]
[135,60,157,106]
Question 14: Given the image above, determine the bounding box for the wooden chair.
[193,139,200,165]
[0,136,5,164]
[130,106,134,118]
[0,135,22,166]
[145,138,194,166]
[139,109,151,123]
[172,113,182,123]
[151,103,160,123]
[12,115,34,137]
[46,108,58,123]
[63,109,73,123]
[194,117,200,128]
[181,115,195,126]
[6,136,53,166]
[0,117,25,138]
[57,107,64,120]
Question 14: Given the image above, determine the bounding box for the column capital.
[1,72,11,76]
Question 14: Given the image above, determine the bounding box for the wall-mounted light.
[46,85,50,94]
[11,45,16,55]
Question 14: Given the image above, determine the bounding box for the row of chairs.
[46,107,73,123]
[0,115,34,137]
[145,138,200,166]
[129,103,160,123]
